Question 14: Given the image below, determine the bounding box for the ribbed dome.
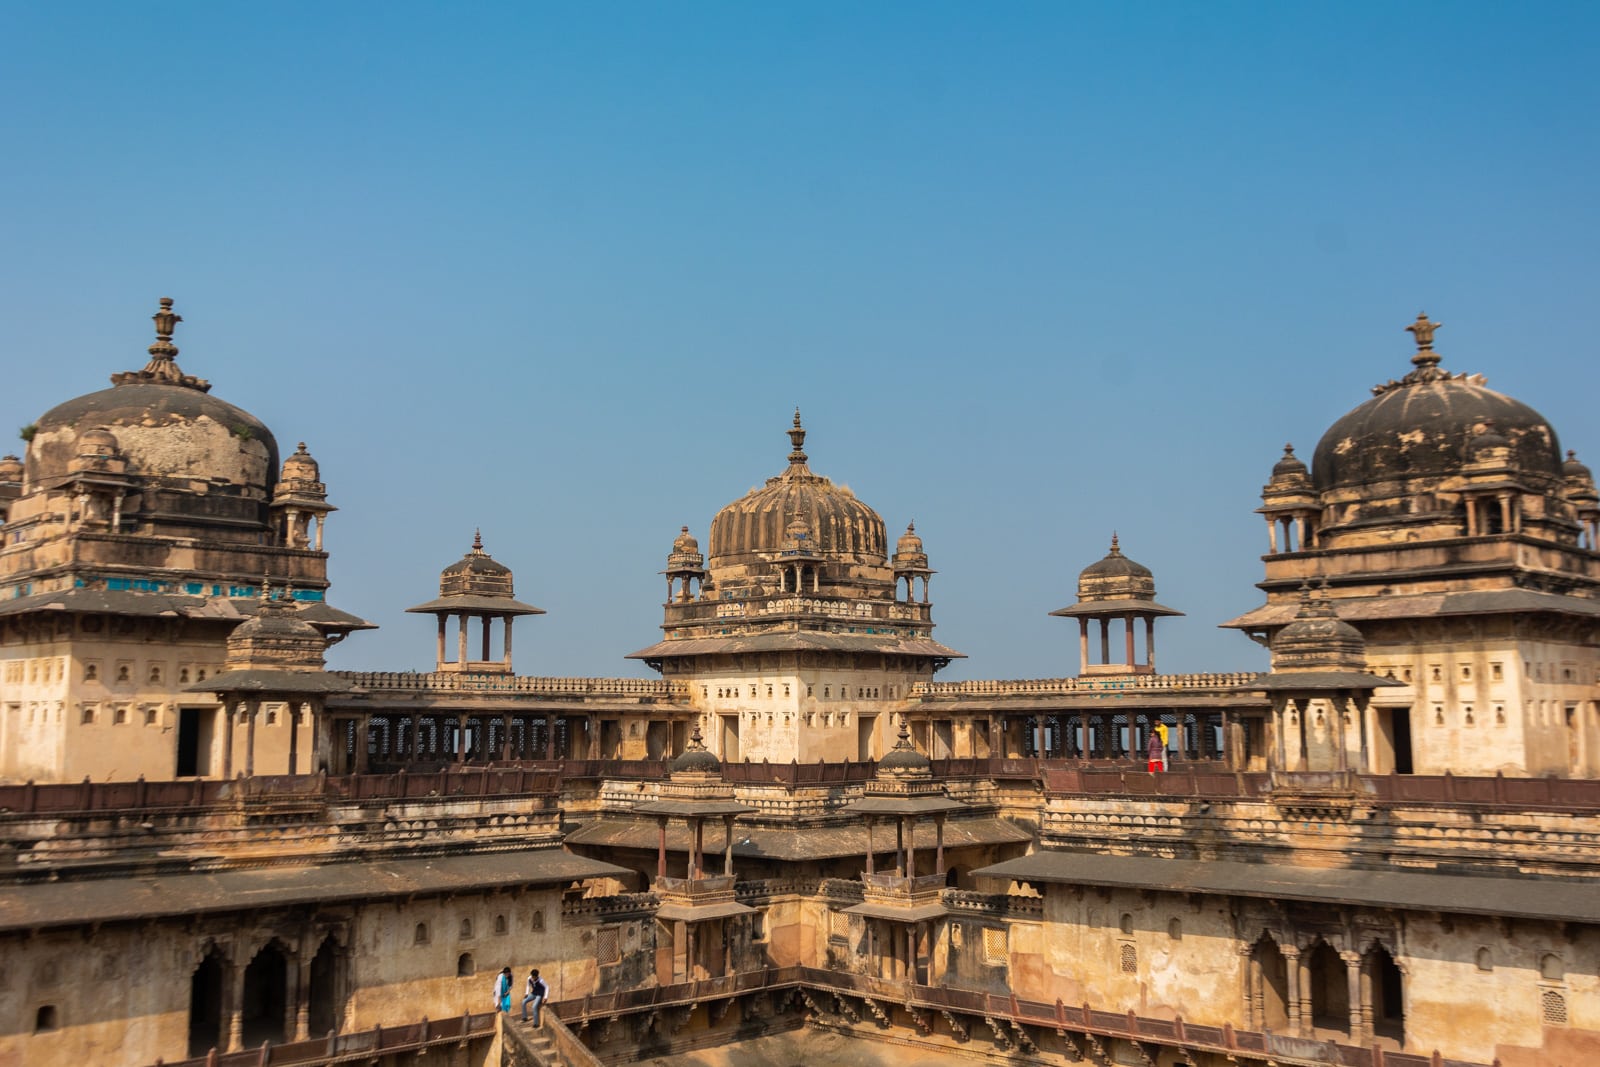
[1564,450,1594,483]
[1271,586,1368,673]
[672,526,700,555]
[670,726,722,774]
[894,522,925,558]
[707,411,887,569]
[27,300,279,497]
[1312,319,1560,492]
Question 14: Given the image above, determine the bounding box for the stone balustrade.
[335,671,689,697]
[913,672,1262,697]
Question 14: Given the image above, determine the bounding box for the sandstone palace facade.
[0,303,1596,1067]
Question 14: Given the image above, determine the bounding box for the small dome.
[672,526,699,555]
[895,522,924,557]
[670,726,722,774]
[439,531,514,597]
[1271,585,1368,673]
[0,455,22,482]
[1270,443,1309,480]
[1469,419,1509,456]
[876,717,931,774]
[1080,534,1153,581]
[1564,450,1594,483]
[280,441,320,482]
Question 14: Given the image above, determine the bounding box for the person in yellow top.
[1154,722,1170,771]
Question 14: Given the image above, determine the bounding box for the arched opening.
[188,949,226,1056]
[457,952,475,977]
[1251,935,1291,1030]
[1365,944,1405,1045]
[307,936,341,1038]
[1307,940,1349,1034]
[34,1005,58,1033]
[240,942,289,1048]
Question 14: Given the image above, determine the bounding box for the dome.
[75,427,121,456]
[895,522,925,558]
[280,441,320,483]
[1564,450,1594,484]
[672,526,700,555]
[707,411,887,570]
[1079,534,1152,581]
[1271,443,1309,480]
[0,455,21,483]
[670,726,722,775]
[1312,317,1561,492]
[877,718,931,774]
[27,299,279,497]
[439,531,514,596]
[1270,585,1368,673]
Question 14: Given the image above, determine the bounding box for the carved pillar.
[456,614,468,666]
[226,957,245,1051]
[1241,945,1259,1029]
[1342,951,1363,1040]
[1267,518,1278,553]
[436,616,446,668]
[1283,946,1303,1036]
[1124,616,1136,667]
[1078,618,1090,676]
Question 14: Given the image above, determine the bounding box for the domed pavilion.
[1226,315,1600,777]
[628,411,962,765]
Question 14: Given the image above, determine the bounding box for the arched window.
[1119,913,1134,935]
[1541,953,1564,981]
[457,952,475,977]
[1168,918,1182,940]
[531,909,545,932]
[414,922,429,945]
[459,917,473,939]
[1476,947,1493,972]
[35,1005,58,1032]
[494,915,508,936]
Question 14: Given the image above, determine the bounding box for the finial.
[907,520,916,533]
[1283,443,1295,455]
[296,441,308,454]
[149,297,182,362]
[1406,312,1442,367]
[893,712,914,750]
[1109,532,1121,555]
[260,572,272,603]
[688,723,706,749]
[472,528,483,552]
[787,409,808,466]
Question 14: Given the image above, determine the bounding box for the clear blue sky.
[3,3,1598,678]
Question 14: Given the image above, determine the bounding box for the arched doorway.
[308,936,342,1038]
[241,942,289,1048]
[1365,944,1405,1045]
[1307,940,1349,1034]
[1251,935,1291,1030]
[187,949,226,1057]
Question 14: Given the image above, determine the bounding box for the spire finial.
[1109,532,1121,555]
[1406,312,1442,367]
[149,297,182,362]
[1283,443,1295,455]
[472,528,483,552]
[260,572,272,603]
[787,408,808,466]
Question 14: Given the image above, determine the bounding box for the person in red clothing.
[1146,728,1165,772]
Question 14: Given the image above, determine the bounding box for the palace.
[0,302,1596,1067]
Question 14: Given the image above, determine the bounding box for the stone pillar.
[1342,951,1363,1040]
[1078,618,1090,676]
[1124,616,1136,667]
[1267,518,1278,553]
[436,616,447,668]
[1145,617,1156,670]
[1242,946,1259,1028]
[864,817,875,876]
[545,716,557,760]
[723,814,736,877]
[287,701,300,775]
[456,615,468,666]
[456,715,469,762]
[503,616,514,670]
[934,815,945,876]
[481,615,492,662]
[226,958,245,1052]
[895,820,904,876]
[905,816,917,883]
[244,700,258,778]
[222,703,236,778]
[314,514,325,551]
[1099,618,1111,664]
[656,816,669,879]
[1283,946,1303,1036]
[354,715,370,774]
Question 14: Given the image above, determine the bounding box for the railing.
[1042,767,1600,809]
[942,889,1044,918]
[550,967,1490,1067]
[720,760,878,785]
[540,1007,605,1067]
[914,672,1263,696]
[334,671,689,697]
[0,766,562,817]
[145,1011,497,1067]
